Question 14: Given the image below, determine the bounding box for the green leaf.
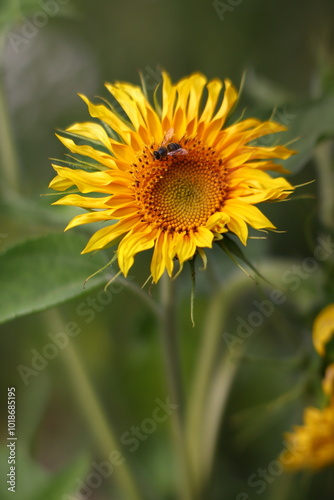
[245,71,295,107]
[282,94,334,173]
[29,454,90,500]
[251,95,334,175]
[241,73,334,174]
[0,232,114,325]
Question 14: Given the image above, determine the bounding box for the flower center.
[132,139,228,232]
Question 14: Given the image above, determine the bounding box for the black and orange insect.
[153,129,188,160]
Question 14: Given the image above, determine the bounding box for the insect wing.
[167,148,188,156]
[161,128,175,146]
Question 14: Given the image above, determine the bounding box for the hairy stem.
[159,273,194,500]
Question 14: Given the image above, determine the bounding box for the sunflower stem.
[0,33,21,197]
[186,275,250,496]
[314,139,334,232]
[189,259,196,328]
[45,310,143,500]
[159,273,194,500]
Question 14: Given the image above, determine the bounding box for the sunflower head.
[49,72,295,282]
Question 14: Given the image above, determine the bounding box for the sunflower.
[280,306,334,470]
[281,404,334,470]
[49,72,295,282]
[281,360,334,471]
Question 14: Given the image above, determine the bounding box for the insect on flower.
[49,72,296,284]
[153,128,188,160]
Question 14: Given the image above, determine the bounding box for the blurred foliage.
[0,0,74,32]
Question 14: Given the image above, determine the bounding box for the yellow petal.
[248,144,296,161]
[161,71,176,126]
[193,227,214,248]
[235,160,290,174]
[118,226,157,276]
[48,174,75,191]
[56,135,117,169]
[150,231,167,283]
[174,232,196,264]
[185,73,207,121]
[206,212,230,232]
[66,122,113,152]
[239,121,287,144]
[213,79,238,122]
[170,73,206,138]
[199,79,224,124]
[79,94,132,142]
[201,79,238,144]
[50,166,113,193]
[226,217,249,245]
[65,210,116,230]
[105,83,146,131]
[145,106,163,143]
[163,231,176,277]
[223,118,262,138]
[52,194,112,208]
[82,216,141,253]
[109,205,139,219]
[313,304,334,356]
[224,199,276,229]
[109,139,137,163]
[105,193,136,209]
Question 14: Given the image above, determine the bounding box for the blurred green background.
[0,0,334,499]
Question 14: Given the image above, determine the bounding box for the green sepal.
[216,235,271,285]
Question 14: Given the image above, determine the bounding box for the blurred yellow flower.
[282,404,334,470]
[49,72,295,282]
[313,303,334,356]
[281,365,334,471]
[281,306,334,471]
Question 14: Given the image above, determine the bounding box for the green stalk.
[0,32,21,197]
[314,140,334,232]
[200,355,240,485]
[46,311,142,500]
[186,275,250,496]
[159,273,194,500]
